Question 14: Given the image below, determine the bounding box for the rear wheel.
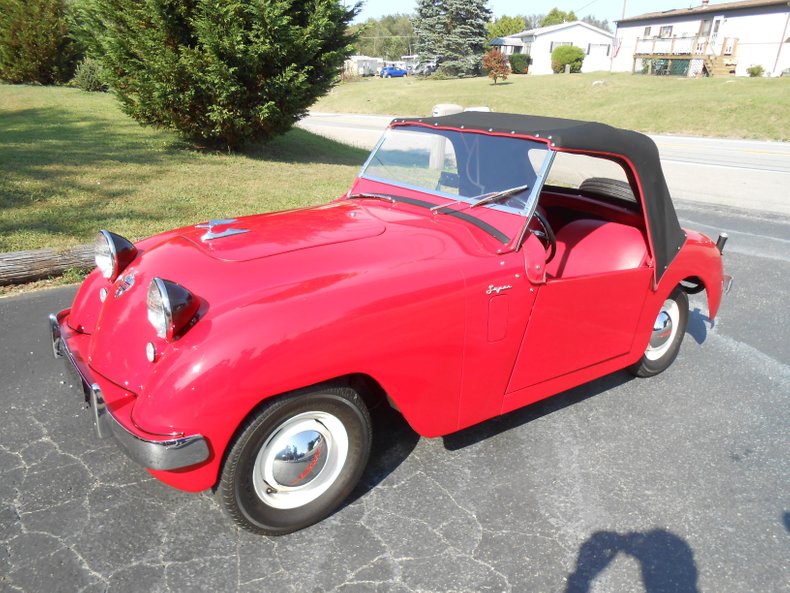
[629,287,688,377]
[218,387,372,535]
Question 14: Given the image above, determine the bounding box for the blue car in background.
[380,66,407,78]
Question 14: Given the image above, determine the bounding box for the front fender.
[137,257,467,490]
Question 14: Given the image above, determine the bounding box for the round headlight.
[94,230,137,282]
[147,277,200,341]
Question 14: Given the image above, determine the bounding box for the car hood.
[178,202,385,262]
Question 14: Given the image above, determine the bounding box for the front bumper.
[49,312,209,471]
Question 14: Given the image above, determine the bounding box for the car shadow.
[345,402,420,506]
[443,371,633,451]
[687,307,714,345]
[565,529,700,593]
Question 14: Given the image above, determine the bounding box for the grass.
[0,84,368,252]
[315,72,790,141]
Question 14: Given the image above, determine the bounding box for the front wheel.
[218,387,372,535]
[628,287,688,377]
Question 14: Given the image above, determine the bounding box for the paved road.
[1,204,788,592]
[298,112,790,216]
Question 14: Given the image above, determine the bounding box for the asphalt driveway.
[1,202,788,593]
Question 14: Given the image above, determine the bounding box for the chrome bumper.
[49,313,209,471]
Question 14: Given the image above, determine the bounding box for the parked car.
[49,112,731,535]
[379,65,407,78]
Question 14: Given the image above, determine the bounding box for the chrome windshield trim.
[513,150,556,252]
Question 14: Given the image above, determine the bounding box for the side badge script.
[486,284,512,295]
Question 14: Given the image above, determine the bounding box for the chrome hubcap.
[253,412,348,510]
[646,299,679,361]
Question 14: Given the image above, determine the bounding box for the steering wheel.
[530,209,557,263]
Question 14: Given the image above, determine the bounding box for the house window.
[550,41,572,52]
[644,26,652,37]
[659,25,673,38]
[587,43,611,56]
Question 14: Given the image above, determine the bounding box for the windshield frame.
[358,126,553,219]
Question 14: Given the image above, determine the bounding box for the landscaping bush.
[482,49,509,84]
[747,64,765,78]
[551,45,585,74]
[71,57,107,92]
[79,0,358,150]
[0,0,79,84]
[508,53,530,74]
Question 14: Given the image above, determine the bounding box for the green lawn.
[0,85,367,252]
[315,72,790,141]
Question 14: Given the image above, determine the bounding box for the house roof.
[617,0,789,24]
[511,20,614,40]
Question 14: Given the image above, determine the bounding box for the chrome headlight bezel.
[147,277,200,341]
[95,230,137,282]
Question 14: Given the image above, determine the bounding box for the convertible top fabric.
[391,112,686,285]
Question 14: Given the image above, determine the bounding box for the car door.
[506,266,652,393]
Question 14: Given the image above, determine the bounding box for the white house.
[490,21,614,75]
[611,0,790,77]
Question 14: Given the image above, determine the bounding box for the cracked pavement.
[1,203,788,592]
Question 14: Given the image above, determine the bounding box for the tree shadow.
[443,371,633,451]
[244,128,369,167]
[686,307,714,345]
[566,529,700,593]
[0,105,367,248]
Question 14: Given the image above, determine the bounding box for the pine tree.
[78,0,358,150]
[413,0,491,77]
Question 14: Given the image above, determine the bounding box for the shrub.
[79,0,358,150]
[0,0,80,84]
[482,49,509,84]
[551,45,585,74]
[747,64,764,78]
[508,53,530,74]
[71,57,107,92]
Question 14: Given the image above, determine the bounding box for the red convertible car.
[50,112,731,535]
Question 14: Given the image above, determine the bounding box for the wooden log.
[0,244,94,286]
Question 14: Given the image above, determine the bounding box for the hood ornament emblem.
[114,272,136,298]
[195,219,250,242]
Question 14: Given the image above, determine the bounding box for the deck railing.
[634,36,737,58]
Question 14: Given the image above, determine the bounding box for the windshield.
[360,125,552,214]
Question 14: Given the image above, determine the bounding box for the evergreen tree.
[79,0,358,150]
[413,0,491,77]
[0,0,80,84]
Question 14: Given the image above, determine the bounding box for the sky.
[352,0,708,28]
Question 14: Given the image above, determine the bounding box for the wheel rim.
[646,299,680,361]
[252,411,349,510]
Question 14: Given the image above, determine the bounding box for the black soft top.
[392,112,686,284]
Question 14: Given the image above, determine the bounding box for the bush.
[508,53,530,74]
[0,0,80,84]
[551,45,585,74]
[79,0,358,150]
[747,64,765,78]
[482,49,509,84]
[71,57,107,92]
